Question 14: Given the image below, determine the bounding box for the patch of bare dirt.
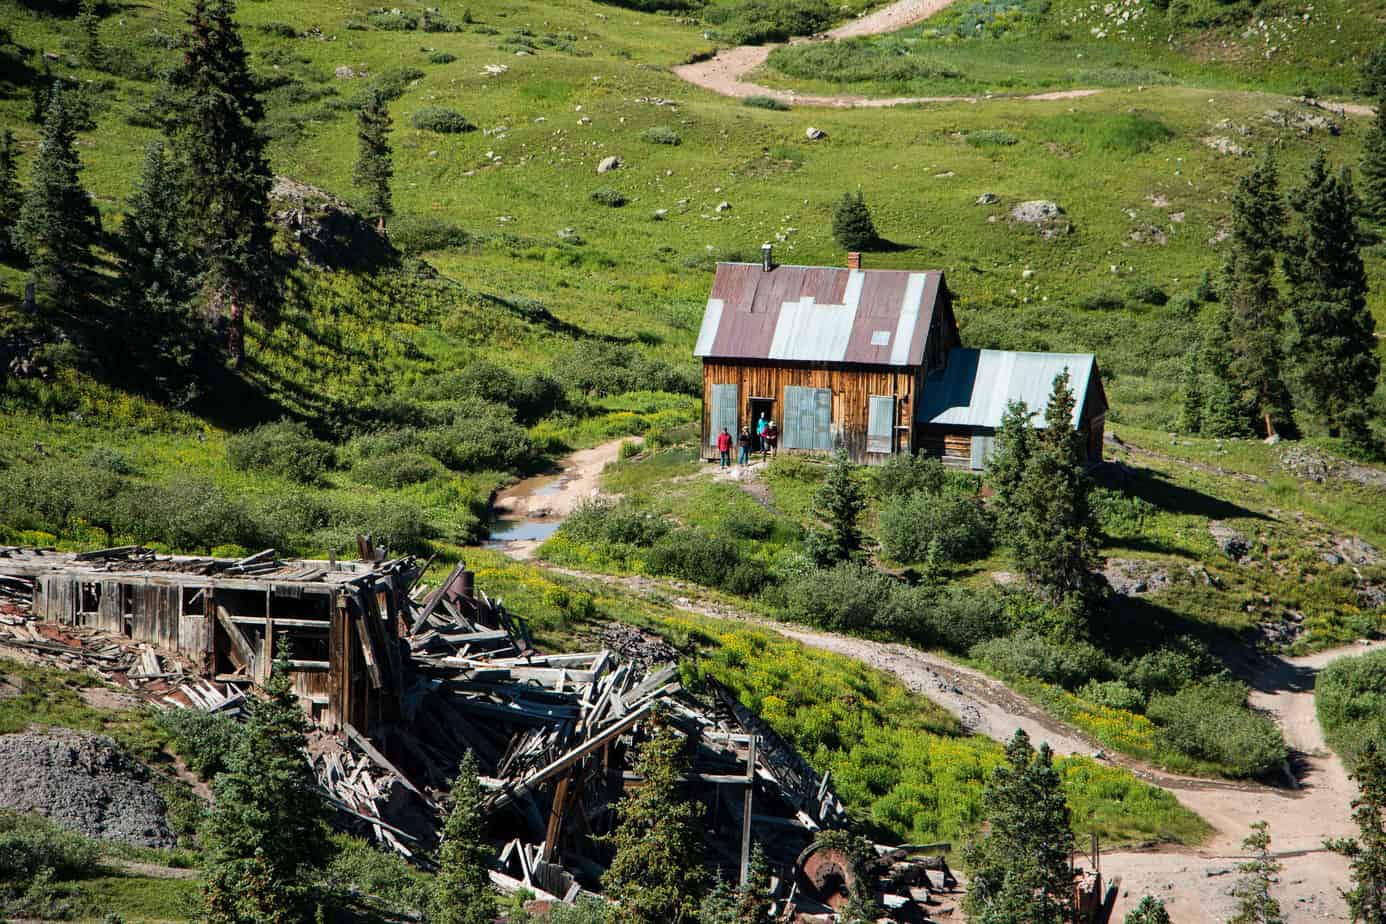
[489,437,630,559]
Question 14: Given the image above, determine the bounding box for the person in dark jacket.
[762,419,778,459]
[716,427,732,468]
[737,427,752,466]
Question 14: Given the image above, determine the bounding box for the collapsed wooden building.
[0,545,963,919]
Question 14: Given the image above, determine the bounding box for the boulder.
[805,126,827,140]
[269,176,395,270]
[596,155,621,174]
[975,192,999,205]
[334,65,357,79]
[1209,521,1251,560]
[1009,200,1071,238]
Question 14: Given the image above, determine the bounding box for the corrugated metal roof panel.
[694,263,943,367]
[917,348,1096,428]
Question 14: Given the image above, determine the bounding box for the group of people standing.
[716,413,778,468]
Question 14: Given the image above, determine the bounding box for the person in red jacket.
[716,427,732,468]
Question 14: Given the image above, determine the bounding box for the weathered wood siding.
[701,359,920,464]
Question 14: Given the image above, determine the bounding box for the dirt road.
[488,437,629,559]
[496,450,1375,921]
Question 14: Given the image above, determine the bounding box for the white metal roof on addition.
[916,348,1098,429]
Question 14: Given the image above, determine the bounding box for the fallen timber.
[1,544,960,920]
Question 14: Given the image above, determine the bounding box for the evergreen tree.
[201,648,328,924]
[699,879,737,924]
[985,399,1034,530]
[604,713,707,924]
[1216,150,1295,438]
[1229,821,1284,924]
[963,729,1075,924]
[1011,370,1102,614]
[12,87,99,320]
[812,450,865,563]
[1200,333,1255,439]
[1363,43,1386,100]
[353,87,393,231]
[432,751,497,924]
[77,0,103,68]
[832,190,877,251]
[0,127,20,258]
[118,141,202,402]
[734,844,772,924]
[1361,99,1386,226]
[1284,153,1379,443]
[162,0,274,368]
[1326,739,1386,922]
[1125,896,1172,924]
[30,56,54,123]
[1180,340,1205,434]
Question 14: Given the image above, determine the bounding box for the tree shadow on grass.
[1095,461,1269,522]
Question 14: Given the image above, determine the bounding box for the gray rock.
[596,155,621,174]
[805,126,827,140]
[0,731,174,847]
[1202,136,1247,156]
[1103,558,1172,596]
[334,65,357,79]
[1209,521,1251,560]
[1011,200,1063,223]
[715,200,731,212]
[975,192,999,205]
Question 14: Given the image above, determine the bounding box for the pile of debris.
[1,549,960,920]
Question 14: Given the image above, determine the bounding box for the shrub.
[561,497,670,547]
[922,587,1008,653]
[552,341,699,396]
[389,215,478,253]
[410,361,565,424]
[227,419,335,484]
[743,95,790,111]
[640,126,680,145]
[112,476,261,552]
[768,37,963,85]
[705,0,836,44]
[323,494,432,554]
[156,709,243,779]
[1119,638,1219,695]
[590,187,627,207]
[363,66,426,103]
[419,401,538,472]
[645,528,743,587]
[870,454,956,499]
[780,561,902,632]
[1079,678,1146,712]
[353,451,448,488]
[1089,486,1157,539]
[1316,649,1386,770]
[1147,679,1286,777]
[0,810,100,890]
[82,446,135,475]
[428,51,457,64]
[323,834,432,915]
[966,129,1018,147]
[369,10,419,30]
[421,10,461,32]
[971,630,1113,689]
[0,460,125,534]
[412,106,474,133]
[258,21,298,37]
[877,489,993,564]
[1128,281,1169,306]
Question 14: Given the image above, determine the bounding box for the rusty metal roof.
[916,348,1099,429]
[694,263,944,367]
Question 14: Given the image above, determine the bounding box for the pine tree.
[1216,150,1294,438]
[1011,370,1102,615]
[1361,99,1386,226]
[1326,739,1386,922]
[1284,153,1379,442]
[432,751,497,924]
[0,127,20,258]
[813,450,865,563]
[76,0,103,68]
[30,56,54,123]
[1180,340,1205,434]
[162,0,274,369]
[832,190,877,251]
[12,87,99,321]
[985,399,1034,530]
[1229,821,1284,924]
[963,729,1075,924]
[1363,43,1386,100]
[201,648,328,924]
[604,713,707,924]
[1125,896,1172,924]
[699,879,737,924]
[118,141,202,402]
[734,844,772,924]
[353,87,394,231]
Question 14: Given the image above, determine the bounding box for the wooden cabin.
[915,348,1108,470]
[693,250,1106,468]
[695,249,961,464]
[1,547,416,733]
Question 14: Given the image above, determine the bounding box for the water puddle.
[486,518,562,544]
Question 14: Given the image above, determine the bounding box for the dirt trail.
[496,449,1377,921]
[672,0,1373,117]
[488,437,630,559]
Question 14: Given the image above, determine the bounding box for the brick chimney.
[847,251,862,271]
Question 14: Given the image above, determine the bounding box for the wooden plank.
[216,607,256,675]
[343,722,427,801]
[351,599,384,690]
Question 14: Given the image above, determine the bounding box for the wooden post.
[262,588,274,682]
[740,734,757,887]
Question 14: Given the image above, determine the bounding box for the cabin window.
[867,395,895,454]
[782,386,832,451]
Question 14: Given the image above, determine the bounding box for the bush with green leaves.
[418,401,539,473]
[409,360,565,424]
[646,528,759,591]
[640,126,680,145]
[590,187,627,207]
[1118,638,1219,696]
[966,129,1018,147]
[922,587,1009,653]
[352,451,448,488]
[1147,679,1286,777]
[779,561,902,633]
[322,834,432,917]
[156,709,244,779]
[971,629,1113,689]
[428,51,457,64]
[226,419,335,484]
[743,95,790,111]
[112,475,262,551]
[1079,678,1147,712]
[386,215,477,253]
[321,494,434,554]
[411,106,474,133]
[703,0,836,44]
[561,497,671,548]
[878,488,993,564]
[552,341,699,396]
[369,9,418,30]
[0,460,125,534]
[1316,649,1386,770]
[0,809,100,888]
